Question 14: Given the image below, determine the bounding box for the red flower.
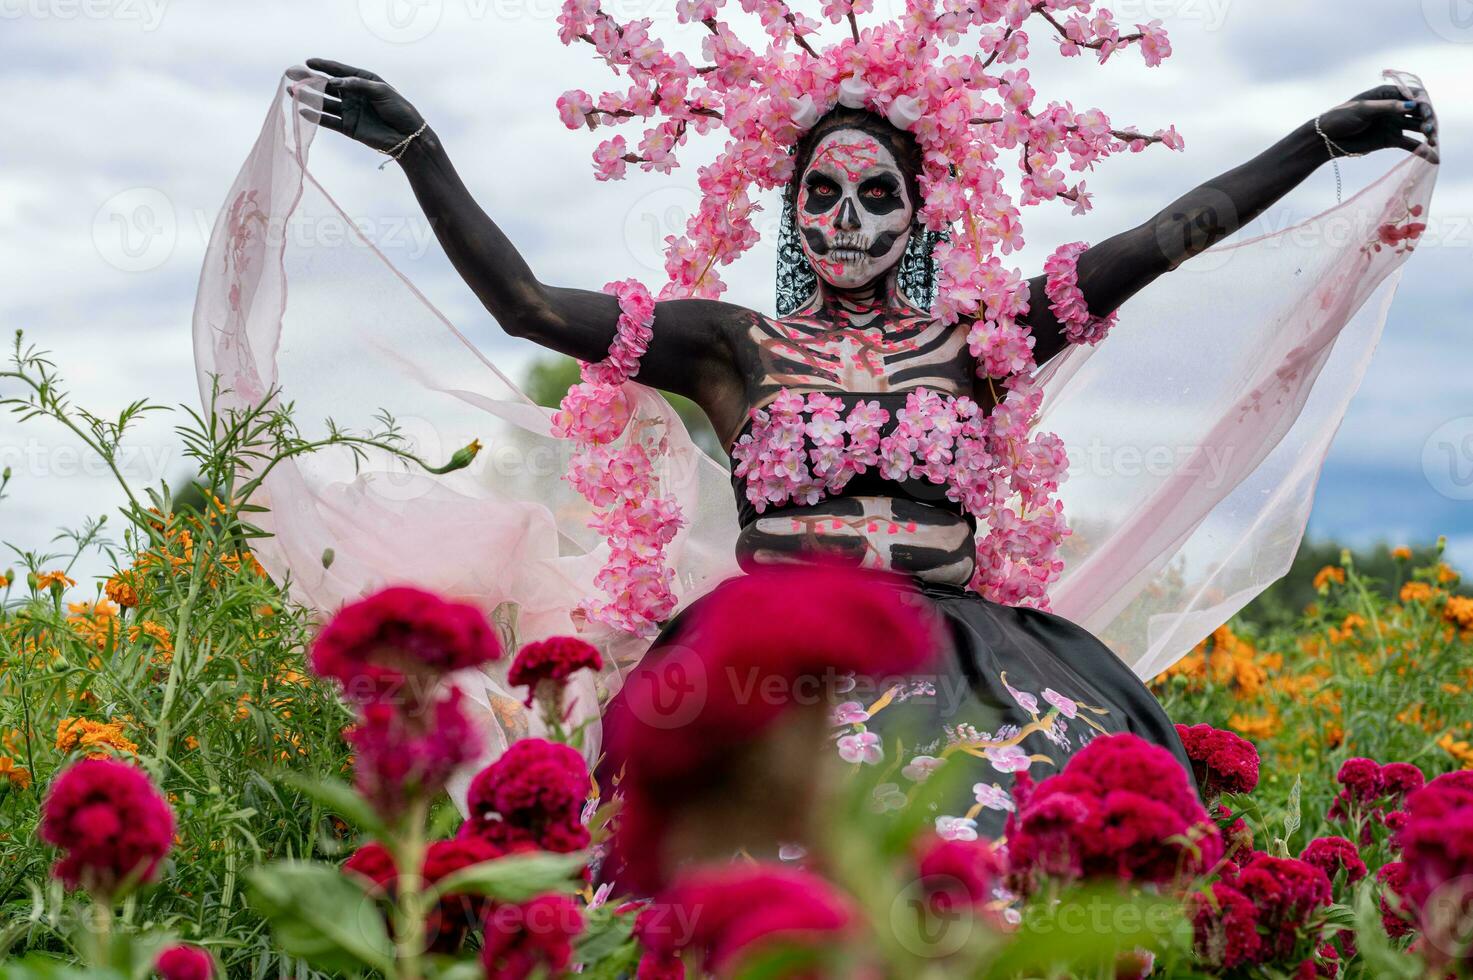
[1190,882,1263,970]
[1335,757,1383,803]
[482,893,584,979]
[311,586,501,701]
[344,836,505,953]
[638,865,854,977]
[916,835,1003,908]
[38,758,175,900]
[508,637,604,709]
[1230,852,1332,962]
[347,686,481,819]
[604,566,938,892]
[1396,772,1473,967]
[1378,762,1425,803]
[1006,733,1220,892]
[1213,803,1255,855]
[1300,836,1367,886]
[607,565,939,786]
[1175,723,1259,796]
[460,738,591,854]
[1376,861,1415,939]
[154,944,214,980]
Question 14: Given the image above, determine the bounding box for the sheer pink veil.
[194,72,1435,775]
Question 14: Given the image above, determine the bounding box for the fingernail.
[1403,101,1417,110]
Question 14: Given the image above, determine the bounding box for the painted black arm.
[1026,84,1437,366]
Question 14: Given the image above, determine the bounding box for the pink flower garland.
[1044,241,1119,346]
[730,384,1069,608]
[552,279,682,636]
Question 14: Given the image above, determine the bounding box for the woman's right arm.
[296,60,748,405]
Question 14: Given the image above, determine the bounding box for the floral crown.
[554,0,1180,327]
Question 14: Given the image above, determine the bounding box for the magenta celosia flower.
[1005,733,1221,892]
[481,893,585,979]
[1227,852,1333,962]
[347,686,481,820]
[1300,836,1368,886]
[38,758,175,901]
[154,944,215,980]
[637,865,854,976]
[507,636,604,716]
[603,566,938,892]
[310,586,501,702]
[1395,771,1473,968]
[460,738,591,854]
[606,565,937,788]
[345,836,505,953]
[1376,861,1415,939]
[1378,761,1426,802]
[1335,758,1384,803]
[1174,723,1260,797]
[1190,881,1263,970]
[916,834,1003,909]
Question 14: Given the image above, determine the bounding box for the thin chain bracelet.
[378,122,429,170]
[1314,115,1363,204]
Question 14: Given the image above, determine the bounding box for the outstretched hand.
[288,59,427,155]
[1314,83,1438,163]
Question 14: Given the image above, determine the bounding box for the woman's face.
[796,128,915,292]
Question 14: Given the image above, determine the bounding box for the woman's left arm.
[1027,84,1438,365]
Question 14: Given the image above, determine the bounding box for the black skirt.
[617,577,1194,841]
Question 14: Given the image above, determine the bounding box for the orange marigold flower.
[128,620,174,653]
[1313,566,1346,591]
[35,570,76,591]
[1444,596,1473,631]
[104,572,141,608]
[1392,545,1413,561]
[1228,711,1280,740]
[1439,733,1473,770]
[0,757,32,791]
[55,718,139,758]
[1401,581,1438,604]
[1436,562,1459,584]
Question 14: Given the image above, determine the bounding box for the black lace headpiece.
[775,193,945,317]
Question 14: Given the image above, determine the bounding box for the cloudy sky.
[1,0,1470,584]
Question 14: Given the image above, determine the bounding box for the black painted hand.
[1314,84,1438,162]
[289,59,427,154]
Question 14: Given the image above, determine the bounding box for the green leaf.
[245,860,395,974]
[425,851,587,905]
[574,906,636,965]
[1283,775,1302,845]
[278,772,386,839]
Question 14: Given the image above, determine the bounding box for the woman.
[277,56,1436,829]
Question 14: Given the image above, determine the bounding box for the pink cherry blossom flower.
[838,731,883,765]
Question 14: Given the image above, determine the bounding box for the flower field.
[2,336,1472,979]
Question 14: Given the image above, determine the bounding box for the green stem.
[88,899,113,969]
[390,799,430,980]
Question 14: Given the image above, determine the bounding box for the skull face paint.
[797,129,915,292]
